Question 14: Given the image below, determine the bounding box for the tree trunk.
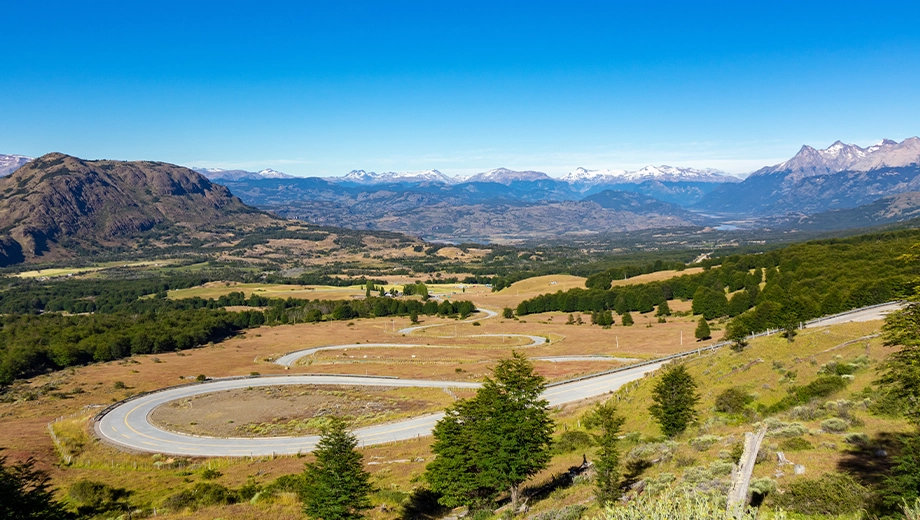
[510,484,519,513]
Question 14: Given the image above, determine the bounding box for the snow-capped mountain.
[562,165,737,185]
[464,168,552,185]
[0,154,32,177]
[192,167,294,181]
[698,137,920,216]
[336,169,456,184]
[751,137,920,181]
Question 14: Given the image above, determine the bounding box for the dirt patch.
[148,385,455,438]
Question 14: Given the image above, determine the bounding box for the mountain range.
[193,167,294,181]
[3,136,920,246]
[696,137,920,215]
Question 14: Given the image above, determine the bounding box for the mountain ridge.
[0,153,275,264]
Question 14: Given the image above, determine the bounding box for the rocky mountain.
[696,137,920,216]
[219,177,703,242]
[464,168,553,185]
[193,167,293,181]
[0,153,274,264]
[335,169,456,185]
[563,165,737,185]
[0,154,32,177]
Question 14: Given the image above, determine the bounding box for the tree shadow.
[836,431,902,488]
[621,458,654,489]
[524,462,591,503]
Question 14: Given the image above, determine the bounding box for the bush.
[714,387,753,414]
[530,504,587,520]
[768,375,848,413]
[69,479,130,515]
[844,432,870,446]
[772,473,870,515]
[554,430,593,453]
[162,482,237,511]
[779,437,814,451]
[820,418,849,433]
[689,435,721,452]
[200,468,222,480]
[599,486,758,519]
[763,419,808,438]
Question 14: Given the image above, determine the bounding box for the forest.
[516,229,920,336]
[0,277,475,384]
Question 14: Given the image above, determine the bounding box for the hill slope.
[0,153,275,264]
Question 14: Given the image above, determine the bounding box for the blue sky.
[2,1,919,177]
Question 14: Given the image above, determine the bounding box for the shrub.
[768,375,848,413]
[714,387,753,414]
[779,437,814,451]
[689,435,721,452]
[69,479,130,515]
[112,381,127,390]
[554,430,593,453]
[820,418,848,433]
[599,486,758,519]
[530,504,587,520]
[195,374,207,382]
[625,441,677,465]
[763,419,809,438]
[201,468,222,480]
[844,432,870,446]
[772,473,869,515]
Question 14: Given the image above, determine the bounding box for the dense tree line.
[516,229,920,337]
[0,277,477,384]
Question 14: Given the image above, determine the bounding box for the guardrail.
[546,301,904,388]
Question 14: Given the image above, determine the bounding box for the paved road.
[95,360,666,457]
[397,307,499,335]
[805,301,904,327]
[532,355,641,363]
[274,333,546,367]
[95,302,902,457]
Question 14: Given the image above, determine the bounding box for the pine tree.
[621,312,634,326]
[584,402,625,505]
[0,455,74,520]
[695,317,711,340]
[649,364,700,437]
[302,418,374,520]
[427,352,554,512]
[655,300,671,317]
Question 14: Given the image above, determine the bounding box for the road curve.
[95,302,902,457]
[95,360,666,457]
[397,307,499,335]
[274,334,547,367]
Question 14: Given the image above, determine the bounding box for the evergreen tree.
[426,352,554,512]
[584,402,625,505]
[655,300,671,317]
[649,365,700,437]
[695,317,711,340]
[621,312,634,326]
[302,418,374,520]
[503,307,514,319]
[0,454,74,520]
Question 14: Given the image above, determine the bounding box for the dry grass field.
[0,268,900,518]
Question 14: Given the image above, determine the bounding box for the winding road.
[93,302,902,457]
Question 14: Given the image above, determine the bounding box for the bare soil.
[149,384,455,438]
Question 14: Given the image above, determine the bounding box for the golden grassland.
[0,273,907,518]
